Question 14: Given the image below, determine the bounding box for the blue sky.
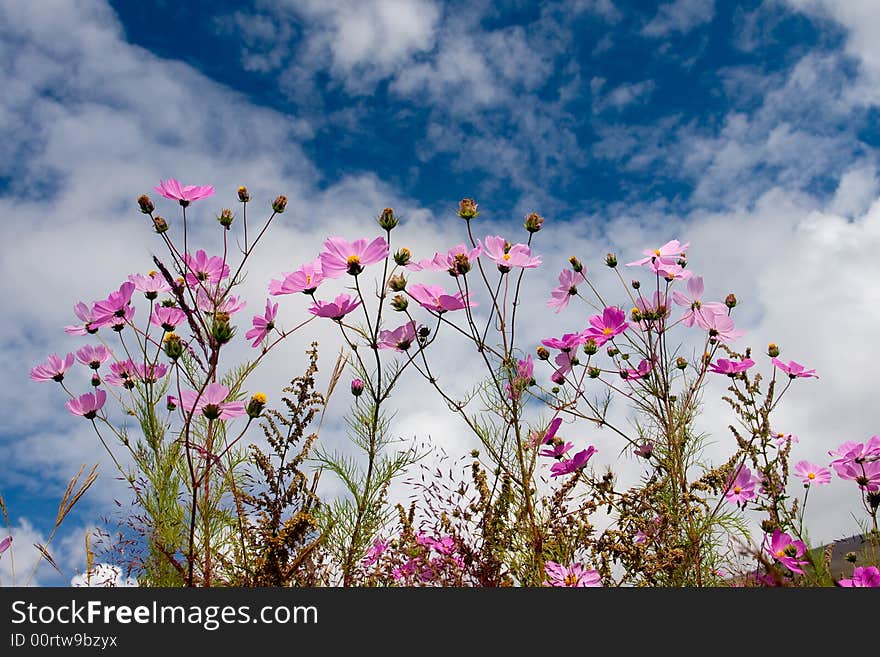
[2,0,880,585]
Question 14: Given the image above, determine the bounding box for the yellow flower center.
[775,550,785,558]
[306,274,312,284]
[807,472,816,480]
[733,486,741,494]
[602,327,612,335]
[503,253,511,261]
[563,573,578,586]
[252,392,267,404]
[653,249,661,256]
[148,270,158,277]
[347,255,361,266]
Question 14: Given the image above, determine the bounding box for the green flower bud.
[272,195,288,213]
[605,253,617,268]
[137,194,155,214]
[394,248,411,266]
[378,207,398,231]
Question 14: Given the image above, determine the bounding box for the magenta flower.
[183,250,230,288]
[622,358,653,380]
[128,272,171,298]
[75,345,111,370]
[766,529,809,574]
[672,276,727,329]
[540,441,574,459]
[196,289,247,316]
[105,360,137,387]
[541,331,586,353]
[550,446,597,478]
[154,178,215,206]
[308,293,362,321]
[709,358,755,376]
[319,236,389,278]
[30,353,75,382]
[479,235,541,271]
[362,539,389,567]
[65,389,107,419]
[91,282,136,329]
[771,358,818,379]
[582,306,629,346]
[794,461,831,486]
[245,299,278,348]
[269,258,324,295]
[543,561,602,587]
[506,355,534,399]
[836,460,880,492]
[150,306,186,332]
[65,302,99,335]
[0,535,11,556]
[838,566,880,588]
[378,321,417,352]
[626,239,689,269]
[179,383,245,420]
[133,362,168,383]
[704,313,744,343]
[724,466,758,505]
[547,269,581,314]
[407,283,474,313]
[828,437,880,477]
[407,244,482,275]
[530,417,563,447]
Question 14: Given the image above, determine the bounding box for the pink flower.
[150,306,186,332]
[622,358,653,380]
[773,432,799,447]
[128,272,171,298]
[582,306,629,346]
[65,389,107,419]
[308,293,362,320]
[838,566,880,588]
[196,289,247,316]
[626,239,689,269]
[794,461,831,486]
[378,321,417,352]
[30,353,75,382]
[480,235,541,270]
[828,438,880,477]
[541,331,586,353]
[362,539,389,567]
[133,362,167,383]
[771,358,818,379]
[703,313,744,343]
[709,358,754,376]
[269,258,325,295]
[179,383,245,420]
[0,535,11,556]
[634,442,654,458]
[724,466,758,505]
[319,236,389,278]
[407,284,474,313]
[65,302,99,335]
[551,351,576,384]
[550,446,597,478]
[75,345,111,370]
[543,561,602,587]
[154,178,215,206]
[672,277,727,329]
[506,355,534,399]
[531,417,563,447]
[245,299,278,348]
[547,269,581,314]
[540,441,574,459]
[183,250,230,288]
[634,291,670,327]
[407,244,482,276]
[105,360,137,387]
[91,282,136,329]
[766,529,809,574]
[836,460,880,492]
[656,263,692,281]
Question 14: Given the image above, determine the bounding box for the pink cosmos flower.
[551,351,577,384]
[794,461,831,486]
[547,269,581,314]
[179,383,245,420]
[319,236,389,278]
[771,358,818,379]
[622,358,653,380]
[543,561,602,587]
[195,289,246,316]
[836,460,880,492]
[582,306,629,346]
[480,235,541,270]
[634,442,654,458]
[407,284,474,313]
[540,440,574,459]
[269,258,325,295]
[65,389,107,419]
[105,360,137,387]
[91,282,136,329]
[154,178,215,206]
[709,358,755,376]
[703,313,744,343]
[541,331,586,353]
[550,446,597,478]
[128,272,171,298]
[183,250,230,288]
[773,432,799,447]
[531,417,563,447]
[245,299,278,348]
[30,353,75,382]
[75,345,111,370]
[766,529,809,574]
[308,293,362,321]
[362,539,389,567]
[377,321,417,352]
[0,535,11,556]
[626,239,689,269]
[634,291,671,326]
[407,244,482,275]
[724,466,758,505]
[655,263,692,281]
[828,437,880,477]
[672,276,727,329]
[150,306,186,332]
[838,566,880,588]
[506,355,534,399]
[65,302,99,335]
[133,362,167,383]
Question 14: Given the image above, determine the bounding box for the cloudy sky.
[2,0,879,585]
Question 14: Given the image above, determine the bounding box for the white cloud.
[643,0,715,37]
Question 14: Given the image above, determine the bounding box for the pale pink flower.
[154,178,215,206]
[179,383,245,420]
[480,235,541,270]
[541,331,586,353]
[133,362,167,383]
[195,288,247,316]
[671,276,727,329]
[771,358,818,379]
[407,284,474,313]
[704,313,744,342]
[150,306,186,332]
[269,258,325,295]
[128,272,171,298]
[308,293,362,320]
[30,353,75,382]
[709,358,754,376]
[65,302,99,335]
[377,321,417,352]
[794,461,831,486]
[75,345,111,370]
[245,299,278,348]
[183,250,230,288]
[773,432,799,447]
[625,239,689,269]
[828,437,880,477]
[91,282,136,329]
[656,263,693,281]
[543,561,602,587]
[65,389,107,419]
[407,244,482,276]
[319,236,389,278]
[547,269,581,314]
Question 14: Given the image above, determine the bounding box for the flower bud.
[272,195,288,213]
[869,491,880,510]
[845,551,858,563]
[91,373,101,387]
[452,253,471,276]
[163,332,184,361]
[351,378,365,397]
[378,207,398,231]
[620,353,630,361]
[211,312,235,345]
[606,346,619,357]
[391,294,408,312]
[166,395,177,411]
[417,325,430,339]
[568,256,583,273]
[631,279,640,290]
[551,386,560,394]
[588,366,601,379]
[619,368,629,379]
[388,273,407,292]
[767,343,779,358]
[536,346,550,361]
[137,194,155,214]
[237,186,250,203]
[394,248,411,266]
[217,208,234,229]
[760,519,777,534]
[676,356,687,370]
[246,392,267,418]
[152,216,169,234]
[524,212,544,233]
[630,307,642,322]
[583,339,598,356]
[725,293,737,308]
[605,253,618,268]
[457,198,479,220]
